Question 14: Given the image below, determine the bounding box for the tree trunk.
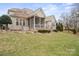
[68,26,69,32]
[6,24,8,31]
[0,24,3,31]
[66,24,69,32]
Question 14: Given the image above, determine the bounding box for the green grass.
[0,31,79,56]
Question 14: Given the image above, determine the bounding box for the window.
[20,19,22,25]
[23,20,25,26]
[26,19,28,26]
[9,12,14,15]
[16,19,19,25]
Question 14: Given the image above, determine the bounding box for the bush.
[53,30,58,32]
[56,23,63,32]
[38,30,51,33]
[56,23,59,31]
[78,28,79,32]
[60,23,63,31]
[72,29,77,34]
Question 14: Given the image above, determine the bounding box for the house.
[8,8,56,31]
[45,15,56,30]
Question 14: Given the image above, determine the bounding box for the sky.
[0,3,75,20]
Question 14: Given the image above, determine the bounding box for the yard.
[0,31,79,56]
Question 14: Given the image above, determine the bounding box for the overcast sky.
[0,3,75,20]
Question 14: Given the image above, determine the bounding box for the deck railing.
[35,24,45,29]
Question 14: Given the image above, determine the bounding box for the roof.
[45,15,56,22]
[33,8,46,18]
[8,8,45,18]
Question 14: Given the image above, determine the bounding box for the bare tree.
[70,7,79,32]
[60,3,79,33]
[60,13,70,32]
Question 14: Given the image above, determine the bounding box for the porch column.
[33,16,35,30]
[39,17,41,29]
[30,18,31,30]
[21,18,23,31]
[18,18,20,29]
[44,19,46,29]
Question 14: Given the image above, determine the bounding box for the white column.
[33,16,35,30]
[18,18,20,26]
[39,18,41,29]
[30,18,31,30]
[21,18,23,31]
[44,19,46,29]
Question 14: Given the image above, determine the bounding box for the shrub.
[56,23,63,32]
[59,23,63,31]
[56,23,59,31]
[72,29,77,34]
[38,30,51,33]
[0,15,12,31]
[78,28,79,32]
[53,30,58,32]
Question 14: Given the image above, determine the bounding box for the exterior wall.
[8,15,56,31]
[52,18,56,30]
[8,16,29,31]
[29,18,34,30]
[8,8,56,31]
[34,8,45,18]
[45,16,56,30]
[45,21,52,30]
[8,16,45,31]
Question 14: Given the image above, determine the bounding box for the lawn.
[0,31,79,56]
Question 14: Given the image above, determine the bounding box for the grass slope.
[0,32,79,56]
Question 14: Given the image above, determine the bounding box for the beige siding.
[8,17,29,31]
[34,8,45,18]
[8,8,56,31]
[45,15,56,30]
